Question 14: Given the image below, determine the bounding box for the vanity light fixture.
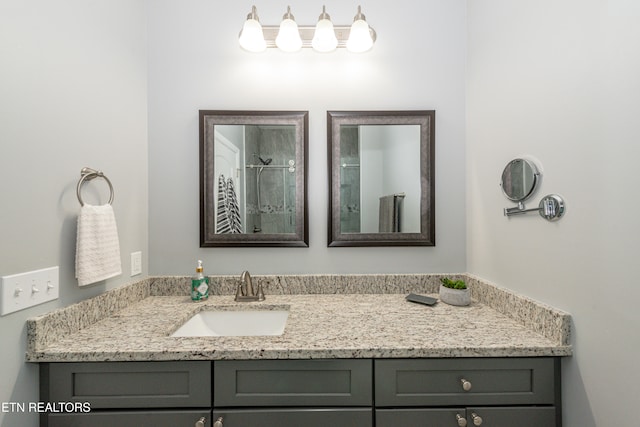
[239,6,267,53]
[346,6,374,53]
[239,5,376,53]
[312,6,338,53]
[275,6,303,52]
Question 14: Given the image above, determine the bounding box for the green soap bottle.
[191,260,209,302]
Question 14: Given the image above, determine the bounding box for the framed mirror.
[327,111,435,247]
[200,110,308,247]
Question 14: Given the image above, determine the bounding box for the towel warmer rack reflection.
[76,167,114,206]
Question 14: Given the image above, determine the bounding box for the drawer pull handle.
[456,413,468,427]
[213,417,224,427]
[461,378,472,391]
[471,412,483,426]
[195,417,207,427]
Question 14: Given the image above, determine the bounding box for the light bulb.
[275,6,302,53]
[312,6,338,53]
[347,6,374,53]
[239,6,266,53]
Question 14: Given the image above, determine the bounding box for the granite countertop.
[26,274,572,362]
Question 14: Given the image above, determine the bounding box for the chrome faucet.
[234,271,265,302]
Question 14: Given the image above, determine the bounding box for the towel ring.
[76,167,114,206]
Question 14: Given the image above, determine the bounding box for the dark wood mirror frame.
[327,110,435,247]
[200,110,309,247]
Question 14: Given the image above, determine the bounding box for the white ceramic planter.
[439,284,471,306]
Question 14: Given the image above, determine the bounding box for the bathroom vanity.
[40,357,560,427]
[28,274,571,427]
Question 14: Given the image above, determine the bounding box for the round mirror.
[500,158,540,202]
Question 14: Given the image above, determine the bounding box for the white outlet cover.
[1,266,59,316]
[131,252,142,276]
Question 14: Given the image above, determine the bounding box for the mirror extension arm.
[504,194,565,221]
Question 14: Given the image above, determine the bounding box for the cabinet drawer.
[45,410,211,427]
[214,359,372,407]
[41,361,211,409]
[212,408,372,427]
[377,408,466,426]
[377,407,556,427]
[375,358,557,406]
[467,407,557,427]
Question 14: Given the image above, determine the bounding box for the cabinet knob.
[213,417,224,427]
[456,413,468,427]
[195,417,206,427]
[471,412,483,426]
[460,378,472,391]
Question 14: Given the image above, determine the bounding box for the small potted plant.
[439,277,471,306]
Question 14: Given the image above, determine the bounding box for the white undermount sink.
[171,310,289,337]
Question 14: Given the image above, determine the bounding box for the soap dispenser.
[191,260,209,302]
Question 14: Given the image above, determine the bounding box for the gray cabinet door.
[41,361,211,409]
[375,357,557,407]
[212,408,373,427]
[467,407,556,427]
[214,359,372,407]
[45,410,211,427]
[376,408,466,426]
[376,407,556,427]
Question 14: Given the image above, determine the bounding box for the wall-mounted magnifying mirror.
[328,111,435,247]
[500,158,540,202]
[200,110,308,247]
[500,157,565,221]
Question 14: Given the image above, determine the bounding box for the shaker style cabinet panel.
[40,362,212,427]
[376,408,467,426]
[40,358,561,427]
[45,410,211,427]
[466,407,557,427]
[375,357,557,407]
[214,359,372,407]
[374,358,561,427]
[377,407,556,427]
[212,408,373,427]
[41,361,211,409]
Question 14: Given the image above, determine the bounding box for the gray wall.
[147,0,467,275]
[0,1,148,426]
[466,1,640,426]
[4,2,636,427]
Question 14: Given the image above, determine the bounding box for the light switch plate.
[1,266,59,316]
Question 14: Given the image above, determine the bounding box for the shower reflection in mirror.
[339,124,421,233]
[215,125,297,234]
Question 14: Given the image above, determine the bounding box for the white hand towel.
[226,177,243,233]
[75,204,122,287]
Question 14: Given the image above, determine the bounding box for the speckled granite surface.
[26,274,572,362]
[149,273,459,297]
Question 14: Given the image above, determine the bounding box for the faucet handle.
[257,283,265,301]
[235,282,244,301]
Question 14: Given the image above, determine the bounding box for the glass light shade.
[239,18,266,53]
[347,19,374,53]
[312,18,338,53]
[275,18,302,52]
